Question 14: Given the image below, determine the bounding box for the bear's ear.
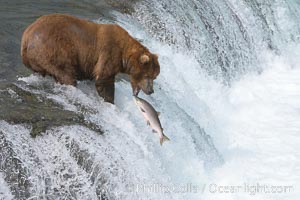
[140,54,150,64]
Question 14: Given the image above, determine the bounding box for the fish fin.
[147,121,150,126]
[160,134,170,146]
[157,111,161,116]
[140,108,146,113]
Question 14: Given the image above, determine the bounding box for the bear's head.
[127,52,160,96]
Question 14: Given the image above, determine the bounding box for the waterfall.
[131,0,300,80]
[1,0,300,199]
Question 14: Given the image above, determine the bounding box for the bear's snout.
[143,88,154,95]
[138,78,154,95]
[148,88,154,95]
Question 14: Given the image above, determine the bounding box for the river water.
[0,0,300,199]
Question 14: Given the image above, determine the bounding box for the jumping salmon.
[134,96,170,145]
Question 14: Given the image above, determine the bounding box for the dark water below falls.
[1,0,300,199]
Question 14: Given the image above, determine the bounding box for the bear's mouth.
[133,86,141,96]
[141,88,154,95]
[133,81,154,96]
[139,85,154,95]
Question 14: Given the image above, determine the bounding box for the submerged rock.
[0,83,102,137]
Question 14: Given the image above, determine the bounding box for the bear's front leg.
[95,77,115,104]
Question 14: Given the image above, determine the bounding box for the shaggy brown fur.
[21,14,160,103]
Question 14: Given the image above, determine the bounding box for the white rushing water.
[0,172,14,200]
[1,0,300,199]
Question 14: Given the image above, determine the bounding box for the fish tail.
[160,134,170,146]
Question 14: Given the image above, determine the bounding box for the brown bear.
[21,14,160,103]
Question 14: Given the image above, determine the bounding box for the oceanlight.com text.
[125,182,294,195]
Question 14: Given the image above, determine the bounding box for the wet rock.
[0,83,103,137]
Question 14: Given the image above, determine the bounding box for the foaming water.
[0,172,14,200]
[202,47,300,199]
[15,63,221,199]
[12,39,300,199]
[1,0,300,199]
